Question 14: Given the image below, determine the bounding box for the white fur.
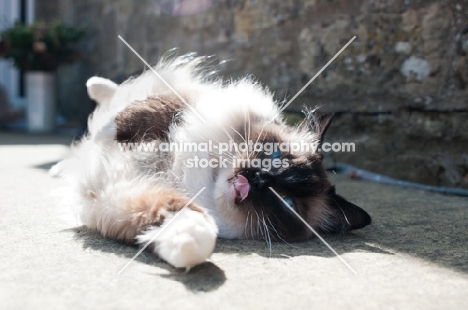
[54,54,317,268]
[136,208,217,268]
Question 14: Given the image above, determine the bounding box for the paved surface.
[1,133,467,309]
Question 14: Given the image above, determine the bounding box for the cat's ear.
[325,186,371,234]
[317,112,334,140]
[86,76,118,104]
[302,110,335,143]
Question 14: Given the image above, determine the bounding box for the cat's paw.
[49,162,63,178]
[137,208,218,269]
[49,159,71,178]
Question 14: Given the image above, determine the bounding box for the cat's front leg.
[131,189,218,269]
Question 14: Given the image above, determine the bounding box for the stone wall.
[42,0,468,188]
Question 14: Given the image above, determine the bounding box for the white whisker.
[244,210,251,238]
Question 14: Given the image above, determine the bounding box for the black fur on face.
[234,156,330,241]
[231,112,371,242]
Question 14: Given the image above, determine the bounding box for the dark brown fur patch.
[115,95,186,142]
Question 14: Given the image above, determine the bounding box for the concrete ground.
[1,133,467,309]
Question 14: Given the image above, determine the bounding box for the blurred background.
[1,0,467,189]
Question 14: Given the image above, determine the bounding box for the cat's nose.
[252,171,274,190]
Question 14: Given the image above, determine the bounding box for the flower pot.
[26,71,56,133]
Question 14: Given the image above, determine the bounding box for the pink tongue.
[234,174,250,201]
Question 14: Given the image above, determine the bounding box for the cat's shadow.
[67,225,389,292]
[67,226,226,292]
[214,231,391,259]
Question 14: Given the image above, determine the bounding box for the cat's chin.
[222,178,239,204]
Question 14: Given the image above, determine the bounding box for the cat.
[51,54,371,269]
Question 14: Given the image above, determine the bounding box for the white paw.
[136,208,218,269]
[49,159,72,178]
[49,162,63,177]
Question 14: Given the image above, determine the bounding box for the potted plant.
[0,21,85,133]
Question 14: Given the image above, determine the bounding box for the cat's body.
[52,54,371,268]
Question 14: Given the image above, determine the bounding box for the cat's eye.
[271,151,281,160]
[282,196,296,211]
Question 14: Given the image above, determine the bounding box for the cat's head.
[213,111,371,241]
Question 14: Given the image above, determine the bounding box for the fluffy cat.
[52,54,371,269]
